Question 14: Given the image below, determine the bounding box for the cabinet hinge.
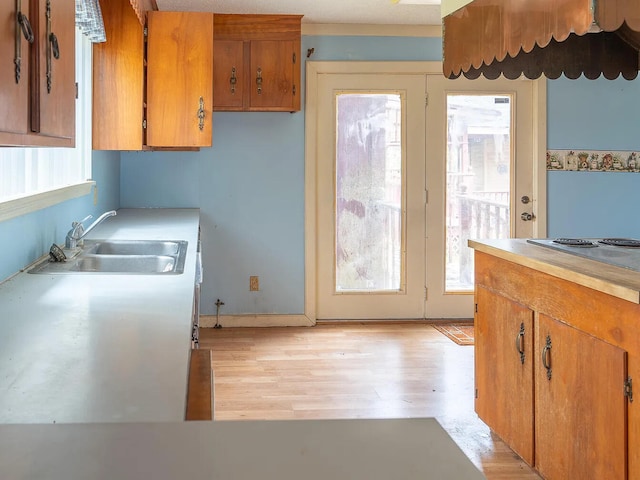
[424,189,428,205]
[75,82,79,99]
[475,303,478,313]
[143,26,148,38]
[425,93,429,106]
[475,388,478,399]
[293,84,296,96]
[424,286,428,300]
[625,377,633,403]
[293,52,296,64]
[142,119,147,129]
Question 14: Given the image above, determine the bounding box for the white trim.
[302,24,442,37]
[532,79,548,238]
[0,181,96,223]
[200,314,314,328]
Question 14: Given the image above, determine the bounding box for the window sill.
[0,181,96,223]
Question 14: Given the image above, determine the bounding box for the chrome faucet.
[65,210,117,249]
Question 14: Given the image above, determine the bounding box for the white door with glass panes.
[311,65,545,320]
[424,75,541,318]
[316,73,427,320]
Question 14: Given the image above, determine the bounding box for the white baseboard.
[200,314,315,328]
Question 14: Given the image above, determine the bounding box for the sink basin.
[29,240,188,275]
[83,240,186,256]
[73,255,178,273]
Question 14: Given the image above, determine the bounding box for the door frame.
[305,61,547,323]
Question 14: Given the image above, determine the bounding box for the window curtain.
[75,0,106,43]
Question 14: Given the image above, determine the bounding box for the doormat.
[433,323,474,346]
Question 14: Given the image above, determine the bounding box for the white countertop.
[0,208,200,424]
[0,418,485,479]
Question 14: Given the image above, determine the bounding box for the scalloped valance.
[442,0,640,80]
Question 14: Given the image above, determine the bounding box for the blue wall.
[120,35,442,316]
[0,150,120,282]
[546,77,640,237]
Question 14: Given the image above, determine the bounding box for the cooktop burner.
[526,238,640,273]
[552,238,596,247]
[599,238,640,248]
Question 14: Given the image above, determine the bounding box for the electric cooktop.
[526,238,640,273]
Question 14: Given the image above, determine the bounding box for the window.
[0,27,94,222]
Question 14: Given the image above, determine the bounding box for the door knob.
[521,212,534,221]
[521,195,530,204]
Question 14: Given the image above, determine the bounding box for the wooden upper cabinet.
[34,0,75,141]
[146,11,213,147]
[92,0,213,150]
[92,0,144,151]
[0,0,75,147]
[0,0,30,138]
[213,40,244,110]
[213,14,302,112]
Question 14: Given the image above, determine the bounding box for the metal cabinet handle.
[230,67,237,94]
[50,33,60,59]
[541,335,552,380]
[521,212,534,221]
[45,0,59,94]
[197,97,205,131]
[14,0,34,84]
[515,322,525,364]
[256,67,262,95]
[18,12,34,43]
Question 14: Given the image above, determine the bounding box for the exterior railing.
[447,191,509,290]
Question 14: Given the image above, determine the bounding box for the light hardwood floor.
[200,322,541,479]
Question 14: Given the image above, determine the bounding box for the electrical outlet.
[249,276,259,291]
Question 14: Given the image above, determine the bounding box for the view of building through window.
[445,94,512,291]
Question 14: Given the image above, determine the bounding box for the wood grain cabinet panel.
[146,11,213,148]
[92,0,213,150]
[213,40,244,110]
[475,286,534,466]
[34,0,75,141]
[0,0,30,138]
[0,0,75,147]
[474,251,632,480]
[213,14,301,112]
[535,314,627,480]
[92,0,144,151]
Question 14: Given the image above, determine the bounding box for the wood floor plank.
[200,323,541,480]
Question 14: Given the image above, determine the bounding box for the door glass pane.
[446,94,512,292]
[335,93,403,292]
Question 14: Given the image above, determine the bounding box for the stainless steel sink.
[73,255,178,273]
[83,240,186,256]
[29,240,188,275]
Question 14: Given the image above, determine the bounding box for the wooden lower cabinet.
[474,251,632,480]
[475,286,534,465]
[185,348,214,421]
[535,314,627,480]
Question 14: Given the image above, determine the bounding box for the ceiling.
[155,0,443,26]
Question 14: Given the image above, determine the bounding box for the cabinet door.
[475,286,535,465]
[249,40,299,111]
[34,0,75,143]
[213,40,244,110]
[535,314,627,480]
[146,11,213,148]
[0,0,30,138]
[92,0,144,150]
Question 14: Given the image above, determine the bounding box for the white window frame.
[0,28,95,223]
